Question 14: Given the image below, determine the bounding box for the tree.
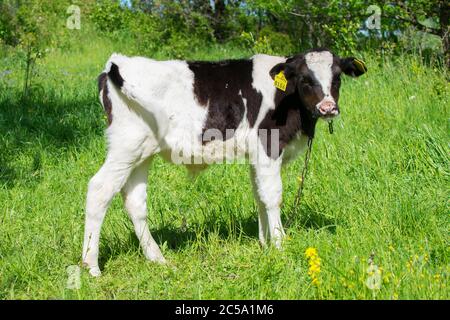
[0,0,66,97]
[386,0,449,67]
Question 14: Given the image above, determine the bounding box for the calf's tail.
[99,53,170,138]
[103,54,161,112]
[97,72,113,125]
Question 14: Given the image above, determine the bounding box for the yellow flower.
[305,247,321,286]
[406,259,413,271]
[348,283,355,289]
[305,247,318,258]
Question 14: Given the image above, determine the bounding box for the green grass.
[0,35,448,300]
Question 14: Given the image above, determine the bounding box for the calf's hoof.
[82,262,102,277]
[88,266,102,277]
[146,253,167,265]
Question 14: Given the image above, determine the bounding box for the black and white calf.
[82,48,366,276]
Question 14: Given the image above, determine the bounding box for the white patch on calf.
[251,54,286,128]
[106,54,208,160]
[305,51,334,104]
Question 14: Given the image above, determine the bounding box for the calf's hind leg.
[121,158,165,264]
[82,156,136,276]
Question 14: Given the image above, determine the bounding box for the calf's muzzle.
[318,100,339,117]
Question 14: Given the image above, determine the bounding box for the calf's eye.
[302,79,316,87]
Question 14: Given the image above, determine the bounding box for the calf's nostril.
[319,102,336,114]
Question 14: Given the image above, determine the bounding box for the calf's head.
[270,49,367,120]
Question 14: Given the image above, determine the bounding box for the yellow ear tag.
[353,58,367,73]
[274,71,288,92]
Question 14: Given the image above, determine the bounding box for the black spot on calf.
[259,89,317,158]
[188,59,262,142]
[108,63,124,89]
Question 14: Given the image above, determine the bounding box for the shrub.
[90,0,131,33]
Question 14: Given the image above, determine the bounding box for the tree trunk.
[23,46,32,99]
[213,0,226,41]
[439,1,449,69]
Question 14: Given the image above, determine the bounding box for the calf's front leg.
[250,155,285,248]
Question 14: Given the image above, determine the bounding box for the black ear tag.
[353,58,367,73]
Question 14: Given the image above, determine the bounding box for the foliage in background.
[1,0,447,64]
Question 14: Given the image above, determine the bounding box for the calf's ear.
[269,62,297,94]
[340,57,367,77]
[269,62,296,80]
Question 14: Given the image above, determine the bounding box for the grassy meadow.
[0,34,448,299]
